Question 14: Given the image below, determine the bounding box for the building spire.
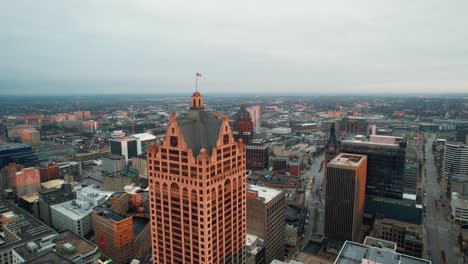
[190,90,204,110]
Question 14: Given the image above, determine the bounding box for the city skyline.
[2,0,468,95]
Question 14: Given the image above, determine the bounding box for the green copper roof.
[179,109,222,157]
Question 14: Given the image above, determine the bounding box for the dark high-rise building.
[325,153,367,242]
[246,139,269,171]
[148,91,247,264]
[0,143,38,169]
[110,137,141,161]
[338,116,369,135]
[247,184,285,264]
[340,138,406,199]
[325,122,338,164]
[233,105,254,144]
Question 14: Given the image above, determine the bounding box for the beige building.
[131,155,147,179]
[373,218,424,258]
[247,184,286,264]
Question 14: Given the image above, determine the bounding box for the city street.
[302,153,325,248]
[423,134,462,264]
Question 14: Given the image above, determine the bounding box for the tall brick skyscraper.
[233,105,254,145]
[148,90,247,264]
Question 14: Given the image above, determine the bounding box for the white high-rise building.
[443,142,468,178]
[247,105,261,132]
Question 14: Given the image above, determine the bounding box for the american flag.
[196,73,202,77]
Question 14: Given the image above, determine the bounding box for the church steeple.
[190,90,204,110]
[325,122,338,164]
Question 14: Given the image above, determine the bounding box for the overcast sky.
[1,0,468,95]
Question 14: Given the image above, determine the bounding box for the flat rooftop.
[335,238,431,264]
[341,139,400,148]
[13,230,97,262]
[0,143,32,151]
[329,153,366,168]
[0,200,56,252]
[247,184,283,203]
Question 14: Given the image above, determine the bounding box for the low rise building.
[102,155,126,173]
[11,230,98,263]
[335,236,431,264]
[246,234,265,264]
[372,218,424,258]
[451,192,468,223]
[0,200,56,264]
[50,186,114,237]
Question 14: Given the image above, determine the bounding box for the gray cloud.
[1,0,468,94]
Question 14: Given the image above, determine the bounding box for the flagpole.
[196,73,198,92]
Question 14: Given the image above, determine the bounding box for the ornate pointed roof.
[236,105,251,120]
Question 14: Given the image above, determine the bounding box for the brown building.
[92,206,151,264]
[372,218,424,258]
[39,163,60,182]
[247,184,286,264]
[325,153,367,242]
[148,91,247,264]
[246,139,269,171]
[233,105,254,144]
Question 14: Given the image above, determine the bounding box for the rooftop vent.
[26,242,39,252]
[63,243,76,254]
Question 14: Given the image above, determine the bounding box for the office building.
[0,143,38,169]
[102,155,126,173]
[7,166,41,197]
[325,153,367,242]
[147,91,247,263]
[92,207,151,264]
[131,154,148,179]
[372,218,424,258]
[443,142,468,178]
[246,234,265,264]
[335,236,431,264]
[233,105,254,144]
[451,192,468,223]
[341,137,406,200]
[19,130,40,145]
[246,139,269,171]
[11,230,98,263]
[247,106,261,132]
[110,137,142,161]
[38,163,60,182]
[57,161,81,178]
[37,183,76,226]
[247,184,285,264]
[0,200,56,264]
[73,110,91,120]
[50,186,114,237]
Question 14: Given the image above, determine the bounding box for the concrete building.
[8,166,41,197]
[246,139,269,171]
[50,186,114,237]
[246,234,265,264]
[37,183,76,226]
[92,207,151,264]
[247,184,286,264]
[57,161,81,178]
[372,218,424,258]
[325,153,367,242]
[451,192,468,223]
[0,200,56,264]
[147,91,247,263]
[131,154,148,179]
[19,130,40,145]
[110,136,142,162]
[443,142,468,178]
[38,163,60,182]
[102,155,126,173]
[335,236,431,264]
[11,230,98,264]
